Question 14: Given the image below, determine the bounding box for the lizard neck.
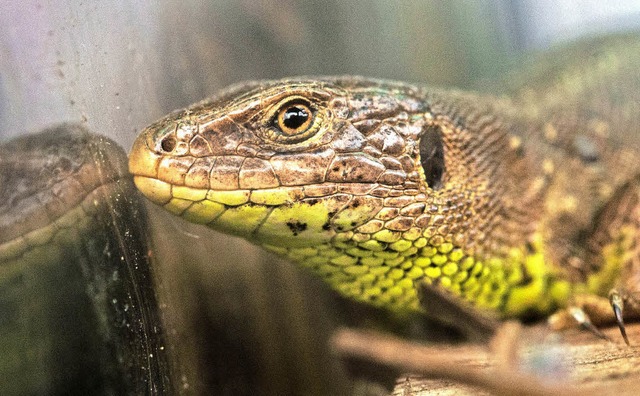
[251,90,573,317]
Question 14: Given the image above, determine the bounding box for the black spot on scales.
[286,221,308,236]
[525,242,535,254]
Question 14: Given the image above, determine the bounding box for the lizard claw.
[568,306,611,342]
[609,290,630,346]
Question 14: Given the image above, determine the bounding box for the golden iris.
[276,102,313,136]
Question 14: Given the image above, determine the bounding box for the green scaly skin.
[129,35,640,322]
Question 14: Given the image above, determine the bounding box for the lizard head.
[130,77,533,311]
[129,77,446,246]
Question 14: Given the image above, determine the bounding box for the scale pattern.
[130,36,640,319]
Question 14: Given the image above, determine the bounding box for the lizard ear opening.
[419,125,445,190]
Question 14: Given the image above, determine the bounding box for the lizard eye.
[277,103,312,135]
[419,126,445,190]
[265,96,322,144]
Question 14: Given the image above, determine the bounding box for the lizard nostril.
[160,135,177,153]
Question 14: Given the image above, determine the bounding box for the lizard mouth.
[129,128,387,247]
[132,174,385,247]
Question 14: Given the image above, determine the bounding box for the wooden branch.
[332,322,640,396]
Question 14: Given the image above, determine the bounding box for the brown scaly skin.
[130,35,640,340]
[0,125,129,263]
[1,125,169,394]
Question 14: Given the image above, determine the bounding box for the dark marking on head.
[286,221,308,236]
[419,126,445,190]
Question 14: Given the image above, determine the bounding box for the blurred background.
[1,1,640,395]
[3,0,640,147]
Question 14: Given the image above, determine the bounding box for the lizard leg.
[607,240,640,345]
[602,182,640,345]
[609,290,630,345]
[549,178,640,344]
[580,178,640,344]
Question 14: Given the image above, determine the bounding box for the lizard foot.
[549,291,640,345]
[555,177,640,345]
[609,290,628,345]
[548,295,611,342]
[608,288,640,345]
[566,306,610,342]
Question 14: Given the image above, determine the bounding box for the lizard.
[0,124,168,394]
[128,34,640,343]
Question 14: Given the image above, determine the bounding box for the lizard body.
[129,35,640,322]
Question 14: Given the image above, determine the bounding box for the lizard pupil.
[282,106,309,130]
[419,126,445,190]
[270,99,318,142]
